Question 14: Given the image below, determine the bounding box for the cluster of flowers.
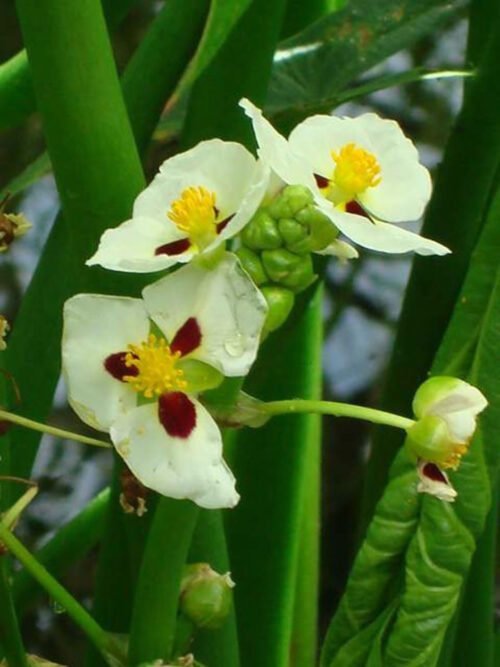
[61,100,484,509]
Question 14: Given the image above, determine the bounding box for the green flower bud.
[180,564,234,630]
[405,415,465,468]
[261,249,316,293]
[240,210,281,250]
[267,185,313,219]
[277,218,308,247]
[260,286,295,333]
[235,247,268,285]
[293,205,338,252]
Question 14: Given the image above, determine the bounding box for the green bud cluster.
[236,185,337,334]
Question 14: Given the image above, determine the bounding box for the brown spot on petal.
[104,352,138,381]
[155,238,191,256]
[171,318,202,357]
[158,392,196,439]
[314,174,329,189]
[422,462,447,484]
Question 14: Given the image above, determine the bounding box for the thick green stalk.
[0,0,139,130]
[0,562,27,667]
[290,408,321,667]
[127,500,199,664]
[226,284,323,667]
[188,509,240,667]
[361,8,500,523]
[0,521,125,665]
[12,488,109,612]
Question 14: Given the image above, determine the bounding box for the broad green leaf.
[174,0,253,98]
[267,0,465,115]
[320,464,420,666]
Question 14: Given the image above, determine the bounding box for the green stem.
[0,409,111,449]
[13,488,109,613]
[0,522,124,666]
[127,499,199,664]
[261,400,415,431]
[0,561,27,667]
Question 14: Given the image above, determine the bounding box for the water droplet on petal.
[224,334,245,357]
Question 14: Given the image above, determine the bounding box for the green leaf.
[175,0,253,98]
[0,152,51,200]
[320,463,420,666]
[267,0,465,116]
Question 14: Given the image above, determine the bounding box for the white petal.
[86,216,195,272]
[62,295,149,431]
[210,159,270,247]
[316,239,359,261]
[143,253,268,377]
[416,377,488,442]
[289,113,431,222]
[417,461,457,502]
[288,114,369,181]
[239,98,316,189]
[354,113,432,222]
[318,205,450,255]
[110,400,239,509]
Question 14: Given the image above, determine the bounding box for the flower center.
[332,143,381,199]
[168,186,218,250]
[123,334,187,399]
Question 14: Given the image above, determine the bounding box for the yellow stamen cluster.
[442,442,469,470]
[124,334,187,399]
[168,186,218,249]
[332,143,381,198]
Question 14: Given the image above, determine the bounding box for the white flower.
[62,255,268,509]
[87,140,269,272]
[240,99,450,256]
[408,376,488,502]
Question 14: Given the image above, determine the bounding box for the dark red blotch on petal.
[104,352,138,381]
[314,173,329,189]
[158,392,196,438]
[345,200,369,218]
[422,462,447,483]
[216,214,234,235]
[155,238,191,256]
[171,317,202,356]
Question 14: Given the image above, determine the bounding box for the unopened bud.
[261,249,315,292]
[294,205,338,252]
[235,247,268,285]
[260,286,295,333]
[240,210,281,250]
[408,376,487,469]
[180,563,234,630]
[267,185,313,219]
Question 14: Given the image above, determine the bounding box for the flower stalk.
[259,399,415,430]
[0,521,125,666]
[0,409,111,449]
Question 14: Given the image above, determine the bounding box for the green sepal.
[404,414,455,466]
[235,247,268,285]
[260,285,295,333]
[278,218,308,247]
[240,210,282,250]
[267,184,314,219]
[295,205,339,251]
[261,248,316,292]
[179,359,224,394]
